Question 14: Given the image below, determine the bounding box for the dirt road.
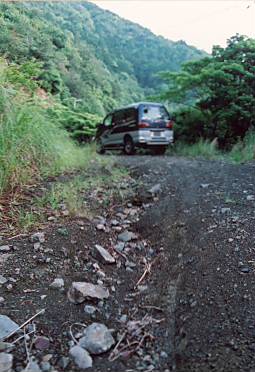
[120,155,255,372]
[1,155,255,372]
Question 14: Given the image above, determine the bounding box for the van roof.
[112,102,164,112]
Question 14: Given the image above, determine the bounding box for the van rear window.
[141,106,169,121]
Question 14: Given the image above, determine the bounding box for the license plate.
[152,131,161,136]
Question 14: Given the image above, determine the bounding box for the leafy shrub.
[0,59,94,195]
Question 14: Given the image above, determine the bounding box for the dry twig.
[0,309,45,342]
[135,262,152,288]
[69,322,87,345]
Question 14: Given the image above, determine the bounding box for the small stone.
[34,336,50,350]
[119,314,127,323]
[41,355,52,363]
[94,245,115,264]
[240,267,251,273]
[57,228,69,236]
[22,360,41,372]
[30,232,45,243]
[0,315,19,340]
[68,282,109,304]
[0,352,13,372]
[114,242,125,252]
[111,220,119,226]
[137,285,148,292]
[221,208,231,215]
[40,361,51,372]
[96,224,105,231]
[69,345,92,369]
[190,300,197,307]
[33,242,41,251]
[125,261,136,268]
[50,278,64,289]
[149,183,161,195]
[200,183,210,189]
[47,216,56,222]
[84,305,97,315]
[58,357,70,369]
[118,231,137,242]
[79,323,115,355]
[247,195,255,201]
[160,351,168,358]
[0,246,10,252]
[0,342,13,352]
[0,276,7,286]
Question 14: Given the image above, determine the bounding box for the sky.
[92,0,255,52]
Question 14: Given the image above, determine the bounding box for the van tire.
[124,136,135,155]
[96,139,105,154]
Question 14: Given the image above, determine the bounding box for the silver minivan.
[96,102,174,155]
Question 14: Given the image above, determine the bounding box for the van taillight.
[166,120,174,129]
[138,122,150,128]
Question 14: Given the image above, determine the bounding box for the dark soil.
[1,155,255,372]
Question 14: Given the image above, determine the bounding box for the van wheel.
[124,137,135,155]
[153,146,167,155]
[96,139,105,154]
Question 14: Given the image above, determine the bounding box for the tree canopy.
[160,35,255,148]
[0,2,204,130]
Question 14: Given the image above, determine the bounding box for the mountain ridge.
[0,1,206,116]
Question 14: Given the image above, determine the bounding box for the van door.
[112,108,138,145]
[101,114,113,146]
[111,110,125,145]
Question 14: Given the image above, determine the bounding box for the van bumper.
[137,129,173,147]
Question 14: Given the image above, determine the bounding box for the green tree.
[160,35,255,148]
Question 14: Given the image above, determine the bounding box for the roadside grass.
[168,133,255,164]
[228,132,255,163]
[168,139,221,160]
[34,163,129,221]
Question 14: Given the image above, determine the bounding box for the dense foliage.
[0,58,95,194]
[0,1,204,140]
[160,35,255,148]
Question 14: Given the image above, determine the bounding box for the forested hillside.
[0,1,205,120]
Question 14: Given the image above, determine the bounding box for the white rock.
[84,305,96,315]
[0,315,19,340]
[22,360,41,372]
[149,183,161,195]
[0,246,10,252]
[0,352,13,372]
[94,245,115,264]
[50,278,64,289]
[69,345,92,369]
[30,232,45,243]
[247,195,255,201]
[118,231,137,242]
[0,276,7,286]
[79,323,115,355]
[67,282,109,304]
[96,224,105,231]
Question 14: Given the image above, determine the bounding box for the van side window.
[103,114,113,127]
[113,111,125,126]
[125,108,137,123]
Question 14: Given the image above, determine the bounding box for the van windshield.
[141,106,169,121]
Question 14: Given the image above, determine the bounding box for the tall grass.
[0,62,94,195]
[168,139,220,159]
[228,132,255,163]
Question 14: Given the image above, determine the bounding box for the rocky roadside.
[0,170,165,372]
